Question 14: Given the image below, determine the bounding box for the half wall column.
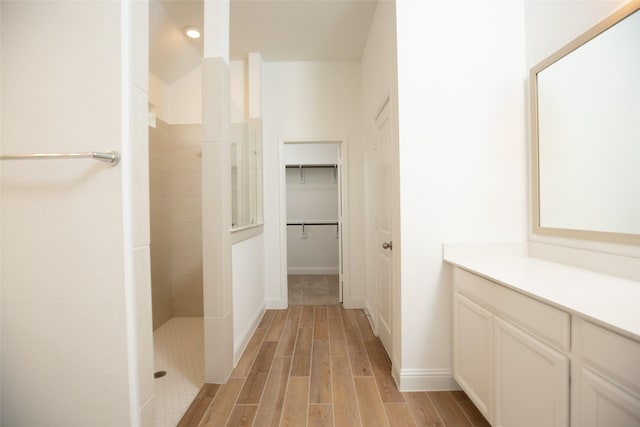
[202,0,233,383]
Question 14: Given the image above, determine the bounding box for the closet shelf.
[287,221,340,238]
[286,163,338,183]
[285,164,337,169]
[287,221,339,226]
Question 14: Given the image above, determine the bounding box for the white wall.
[1,1,152,424]
[149,67,201,125]
[149,73,170,123]
[262,62,365,308]
[230,60,247,115]
[395,0,528,390]
[524,0,629,68]
[232,234,265,360]
[168,67,202,124]
[285,143,339,165]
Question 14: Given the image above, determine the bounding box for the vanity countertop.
[443,244,640,341]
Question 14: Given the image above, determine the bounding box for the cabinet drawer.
[574,319,640,396]
[454,267,570,352]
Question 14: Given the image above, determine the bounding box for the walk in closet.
[285,143,342,305]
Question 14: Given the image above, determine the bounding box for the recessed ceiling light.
[184,26,201,39]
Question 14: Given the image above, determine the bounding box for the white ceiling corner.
[150,0,378,83]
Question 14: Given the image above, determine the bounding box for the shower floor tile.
[153,317,204,427]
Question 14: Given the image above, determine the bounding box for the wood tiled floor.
[178,306,490,427]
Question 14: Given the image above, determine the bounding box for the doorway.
[281,141,347,306]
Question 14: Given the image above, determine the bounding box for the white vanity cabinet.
[493,317,569,427]
[452,267,570,426]
[445,246,640,427]
[571,318,640,427]
[453,292,494,420]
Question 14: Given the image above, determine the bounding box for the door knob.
[382,241,393,250]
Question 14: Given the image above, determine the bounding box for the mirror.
[231,103,260,228]
[530,2,640,245]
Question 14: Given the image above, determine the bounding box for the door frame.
[278,138,349,306]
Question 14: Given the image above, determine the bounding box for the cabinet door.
[576,367,640,427]
[453,292,493,421]
[494,318,569,427]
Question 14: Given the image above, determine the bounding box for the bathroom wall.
[1,1,152,424]
[262,61,365,308]
[168,124,203,317]
[148,86,204,326]
[395,0,529,389]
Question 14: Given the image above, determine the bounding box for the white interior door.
[337,145,344,303]
[374,98,393,357]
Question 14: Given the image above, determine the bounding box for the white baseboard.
[287,267,339,275]
[233,303,266,365]
[362,299,377,335]
[265,297,287,309]
[395,368,460,392]
[343,295,365,309]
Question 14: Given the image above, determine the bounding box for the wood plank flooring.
[178,306,490,427]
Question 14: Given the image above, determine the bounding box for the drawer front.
[454,267,570,352]
[575,318,640,396]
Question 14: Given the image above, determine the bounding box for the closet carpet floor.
[177,305,490,427]
[288,274,340,305]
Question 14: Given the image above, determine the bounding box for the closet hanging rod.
[285,164,337,169]
[0,150,120,166]
[287,222,339,226]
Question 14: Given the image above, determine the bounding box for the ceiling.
[149,0,377,84]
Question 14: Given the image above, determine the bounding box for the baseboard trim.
[233,303,266,365]
[343,295,365,309]
[265,297,287,309]
[363,300,376,326]
[396,368,460,392]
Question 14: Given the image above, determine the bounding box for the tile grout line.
[273,308,292,427]
[305,305,321,427]
[235,311,270,427]
[341,306,364,427]
[280,306,306,427]
[425,391,447,426]
[453,393,480,427]
[326,305,337,427]
[354,308,391,427]
[224,351,256,426]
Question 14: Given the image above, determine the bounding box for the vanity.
[444,244,640,427]
[446,2,640,425]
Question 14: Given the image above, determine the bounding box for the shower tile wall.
[150,120,204,330]
[169,124,203,317]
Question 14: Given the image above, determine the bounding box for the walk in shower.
[148,0,206,423]
[149,120,205,426]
